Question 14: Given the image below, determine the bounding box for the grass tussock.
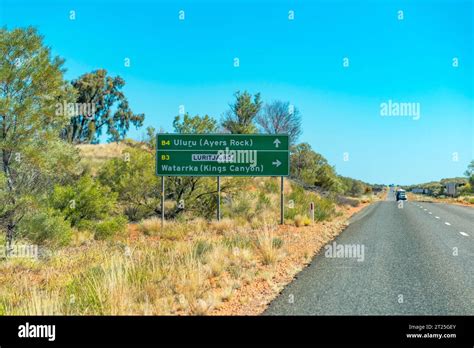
[255,228,284,265]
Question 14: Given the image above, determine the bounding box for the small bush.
[17,208,72,246]
[51,176,118,228]
[272,237,284,249]
[294,214,304,227]
[294,214,311,227]
[94,216,128,240]
[97,148,161,222]
[285,184,335,222]
[313,198,335,221]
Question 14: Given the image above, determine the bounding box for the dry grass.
[138,217,162,235]
[0,216,283,315]
[208,218,236,234]
[255,228,283,265]
[77,143,127,158]
[76,143,128,175]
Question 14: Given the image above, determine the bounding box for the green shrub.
[98,148,160,221]
[17,208,72,246]
[313,198,335,221]
[272,237,284,249]
[93,216,128,240]
[458,183,472,195]
[285,184,335,222]
[51,176,118,227]
[49,175,127,241]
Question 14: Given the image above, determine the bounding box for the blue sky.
[1,0,473,185]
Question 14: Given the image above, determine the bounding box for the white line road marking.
[445,222,451,226]
[459,232,469,237]
[424,209,427,211]
[428,212,432,215]
[435,216,440,219]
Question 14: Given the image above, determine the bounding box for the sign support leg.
[280,176,284,225]
[217,176,221,221]
[161,176,165,229]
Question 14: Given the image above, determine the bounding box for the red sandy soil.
[210,202,371,315]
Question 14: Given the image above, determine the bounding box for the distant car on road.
[396,189,407,201]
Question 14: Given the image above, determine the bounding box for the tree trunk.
[2,147,17,254]
[6,222,14,257]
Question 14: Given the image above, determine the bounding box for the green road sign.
[156,134,289,176]
[157,133,289,151]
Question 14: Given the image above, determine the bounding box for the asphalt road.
[264,190,474,315]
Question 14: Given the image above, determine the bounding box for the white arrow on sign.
[272,159,281,167]
[273,138,281,148]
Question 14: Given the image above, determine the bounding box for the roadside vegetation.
[1,27,381,315]
[404,162,474,205]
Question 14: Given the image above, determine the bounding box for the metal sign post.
[217,176,221,221]
[161,176,165,229]
[280,176,284,225]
